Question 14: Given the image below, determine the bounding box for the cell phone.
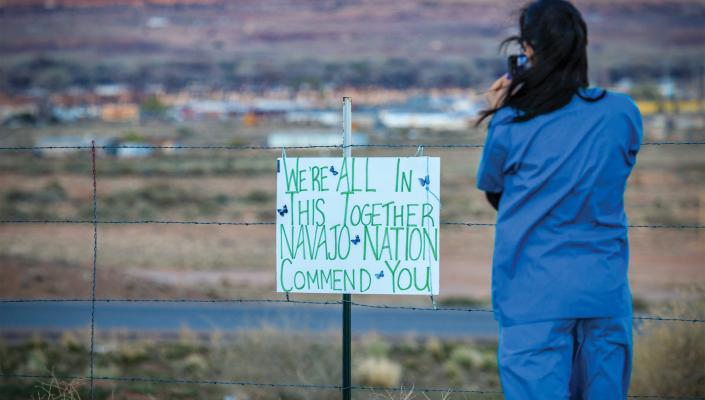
[507,54,529,78]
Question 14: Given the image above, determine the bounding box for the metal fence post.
[342,97,352,400]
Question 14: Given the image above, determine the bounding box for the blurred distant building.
[286,110,340,126]
[93,84,135,105]
[612,78,634,94]
[0,95,39,125]
[175,100,247,121]
[52,105,100,122]
[146,16,169,29]
[267,130,368,148]
[101,103,140,122]
[242,112,260,126]
[659,78,677,99]
[378,110,473,131]
[285,109,377,129]
[252,99,303,113]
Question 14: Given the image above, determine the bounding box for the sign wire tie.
[415,145,424,157]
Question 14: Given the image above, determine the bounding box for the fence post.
[700,191,705,244]
[89,140,98,400]
[342,97,352,400]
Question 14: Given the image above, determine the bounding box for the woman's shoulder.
[579,86,641,118]
[488,105,520,128]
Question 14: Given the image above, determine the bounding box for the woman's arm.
[485,191,502,211]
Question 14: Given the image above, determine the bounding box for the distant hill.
[0,0,702,90]
[0,0,224,7]
[2,0,705,9]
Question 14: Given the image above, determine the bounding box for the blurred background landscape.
[0,0,704,399]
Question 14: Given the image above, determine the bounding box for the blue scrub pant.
[498,317,632,399]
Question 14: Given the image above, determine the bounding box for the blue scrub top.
[476,87,643,326]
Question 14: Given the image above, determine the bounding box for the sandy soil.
[1,222,702,305]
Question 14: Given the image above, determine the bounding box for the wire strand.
[1,373,703,399]
[1,297,703,324]
[1,219,703,229]
[0,141,703,151]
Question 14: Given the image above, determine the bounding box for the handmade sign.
[275,157,440,295]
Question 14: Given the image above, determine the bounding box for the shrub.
[354,356,403,388]
[424,337,444,361]
[4,181,67,205]
[361,332,391,358]
[22,348,48,374]
[114,342,150,365]
[179,353,209,375]
[442,359,464,387]
[448,346,484,369]
[58,332,83,354]
[242,189,273,203]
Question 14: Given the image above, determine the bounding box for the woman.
[475,0,642,398]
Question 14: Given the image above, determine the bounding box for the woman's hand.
[485,74,512,109]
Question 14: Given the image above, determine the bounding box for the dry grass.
[372,385,455,400]
[30,375,86,400]
[630,285,705,397]
[212,325,341,400]
[1,327,504,400]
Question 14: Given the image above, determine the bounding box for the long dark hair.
[477,0,605,125]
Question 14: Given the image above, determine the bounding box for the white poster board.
[275,157,440,295]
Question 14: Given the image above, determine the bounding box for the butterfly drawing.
[418,175,430,188]
[277,204,288,216]
[374,270,384,279]
[351,235,360,245]
[330,166,339,176]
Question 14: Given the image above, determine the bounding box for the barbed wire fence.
[0,140,704,399]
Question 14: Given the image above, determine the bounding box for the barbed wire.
[0,373,341,391]
[1,219,703,229]
[2,373,704,399]
[0,297,339,305]
[1,297,703,324]
[0,140,703,152]
[641,141,705,146]
[0,219,275,226]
